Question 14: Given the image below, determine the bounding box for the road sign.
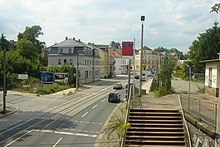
[18,74,28,79]
[122,41,133,59]
[185,67,194,77]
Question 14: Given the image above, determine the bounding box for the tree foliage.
[211,3,220,13]
[154,47,185,60]
[187,22,220,72]
[18,25,45,54]
[157,56,175,96]
[16,39,37,60]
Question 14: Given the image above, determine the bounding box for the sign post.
[122,41,134,100]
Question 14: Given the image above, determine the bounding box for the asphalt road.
[0,76,128,147]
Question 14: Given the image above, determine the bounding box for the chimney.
[78,39,80,42]
[65,37,68,40]
[73,37,75,40]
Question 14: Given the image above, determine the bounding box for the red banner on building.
[122,41,134,59]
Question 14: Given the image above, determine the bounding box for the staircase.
[124,109,187,147]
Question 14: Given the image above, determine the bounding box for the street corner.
[0,103,19,118]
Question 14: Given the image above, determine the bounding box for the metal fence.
[179,93,217,127]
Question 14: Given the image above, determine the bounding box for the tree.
[157,55,175,96]
[211,3,220,13]
[187,22,220,72]
[16,39,37,60]
[18,25,45,54]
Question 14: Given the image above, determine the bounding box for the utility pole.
[139,16,145,97]
[128,59,131,99]
[1,34,7,114]
[76,53,79,91]
[133,38,135,100]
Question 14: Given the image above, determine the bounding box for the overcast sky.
[0,0,219,53]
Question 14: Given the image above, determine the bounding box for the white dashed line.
[53,138,62,147]
[82,112,88,118]
[92,104,98,109]
[101,99,105,102]
[33,129,97,138]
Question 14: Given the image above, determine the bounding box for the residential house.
[95,44,115,78]
[47,37,100,84]
[135,46,162,74]
[88,43,109,78]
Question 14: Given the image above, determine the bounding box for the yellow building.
[88,43,109,78]
[135,46,162,74]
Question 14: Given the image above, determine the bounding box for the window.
[58,59,61,65]
[64,59,67,64]
[209,68,212,86]
[85,71,88,78]
[60,49,63,53]
[69,49,71,53]
[70,59,73,65]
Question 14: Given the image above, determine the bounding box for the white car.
[113,83,123,90]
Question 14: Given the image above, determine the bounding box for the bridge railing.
[179,93,217,127]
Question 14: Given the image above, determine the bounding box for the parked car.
[113,83,123,90]
[108,92,121,103]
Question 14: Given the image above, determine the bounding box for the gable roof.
[113,51,121,58]
[52,38,86,48]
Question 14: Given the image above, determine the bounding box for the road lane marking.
[81,112,88,118]
[5,130,32,147]
[92,104,98,109]
[101,99,105,102]
[53,138,62,147]
[33,129,97,138]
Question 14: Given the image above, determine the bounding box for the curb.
[94,100,126,147]
[0,103,20,118]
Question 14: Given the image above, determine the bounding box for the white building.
[47,37,100,84]
[201,59,220,97]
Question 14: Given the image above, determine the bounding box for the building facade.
[47,37,100,84]
[201,59,220,97]
[135,46,162,74]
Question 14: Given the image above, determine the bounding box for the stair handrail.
[120,85,133,147]
[179,94,192,147]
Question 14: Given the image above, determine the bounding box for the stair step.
[125,140,185,145]
[129,116,182,120]
[130,109,180,113]
[126,131,185,136]
[129,112,181,116]
[129,119,183,124]
[130,123,183,128]
[127,127,184,132]
[126,136,185,141]
[126,145,185,147]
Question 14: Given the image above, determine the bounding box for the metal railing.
[179,93,217,127]
[178,95,192,147]
[120,85,133,147]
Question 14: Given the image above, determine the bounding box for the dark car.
[108,92,121,103]
[135,75,139,79]
[113,83,123,90]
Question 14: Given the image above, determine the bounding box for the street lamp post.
[1,34,7,114]
[76,53,79,91]
[139,16,145,97]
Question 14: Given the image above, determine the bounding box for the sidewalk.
[141,78,218,109]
